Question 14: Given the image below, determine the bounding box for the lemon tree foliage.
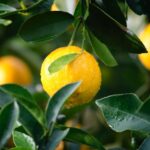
[0,102,19,149]
[0,83,105,150]
[96,94,150,133]
[0,0,150,150]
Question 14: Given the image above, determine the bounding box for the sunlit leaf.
[48,53,78,74]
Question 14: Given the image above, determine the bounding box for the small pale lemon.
[0,56,32,85]
[138,24,150,70]
[40,46,101,108]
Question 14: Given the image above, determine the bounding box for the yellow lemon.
[40,46,101,109]
[138,24,150,70]
[0,56,32,85]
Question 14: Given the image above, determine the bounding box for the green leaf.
[0,89,12,107]
[96,93,150,133]
[0,18,12,26]
[0,84,45,126]
[19,11,74,42]
[0,3,16,13]
[18,103,45,143]
[0,84,32,101]
[0,102,19,149]
[23,0,54,14]
[48,53,78,74]
[87,29,118,67]
[46,82,81,128]
[46,128,69,150]
[13,131,36,150]
[9,147,29,150]
[86,4,147,54]
[139,137,150,150]
[57,125,105,150]
[95,0,126,26]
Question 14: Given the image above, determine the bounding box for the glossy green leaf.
[95,0,126,26]
[0,3,16,13]
[0,84,32,101]
[138,137,150,150]
[86,4,147,54]
[18,103,45,143]
[13,131,36,150]
[96,93,150,132]
[0,3,17,17]
[0,18,12,26]
[0,102,19,149]
[46,82,81,128]
[0,84,45,126]
[46,128,69,150]
[87,29,118,67]
[57,125,105,150]
[0,89,12,107]
[19,11,74,42]
[48,53,78,74]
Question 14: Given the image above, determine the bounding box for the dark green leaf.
[0,84,45,126]
[0,84,32,101]
[96,93,150,132]
[46,128,69,150]
[23,0,54,14]
[19,11,74,42]
[127,0,144,15]
[13,131,36,150]
[48,53,78,74]
[138,137,150,150]
[46,82,81,128]
[0,102,19,149]
[0,89,12,107]
[19,103,45,143]
[57,125,105,150]
[95,0,126,26]
[86,4,147,54]
[87,29,118,67]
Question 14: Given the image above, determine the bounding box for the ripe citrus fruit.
[138,24,150,71]
[0,56,32,85]
[41,46,101,108]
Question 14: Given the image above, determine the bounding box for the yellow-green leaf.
[48,53,78,74]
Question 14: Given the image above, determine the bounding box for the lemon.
[138,24,150,70]
[40,46,101,108]
[0,56,32,85]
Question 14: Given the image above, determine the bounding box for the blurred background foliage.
[0,0,150,149]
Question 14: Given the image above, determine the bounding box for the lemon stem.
[68,19,81,46]
[18,0,26,9]
[81,25,86,52]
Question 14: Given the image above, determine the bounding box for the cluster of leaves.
[0,82,105,150]
[0,0,148,67]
